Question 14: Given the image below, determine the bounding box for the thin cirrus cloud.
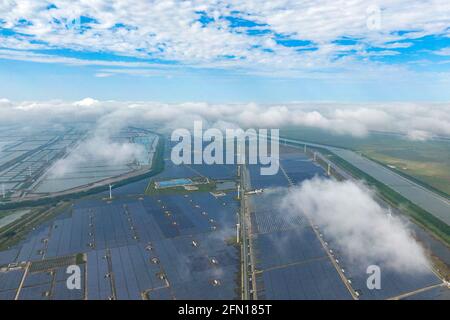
[0,0,449,78]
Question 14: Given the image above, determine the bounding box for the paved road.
[280,137,450,226]
[240,164,258,300]
[239,164,249,300]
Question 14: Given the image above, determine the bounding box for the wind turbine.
[109,184,113,200]
[387,206,392,222]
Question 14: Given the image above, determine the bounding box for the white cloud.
[434,47,450,56]
[280,177,431,273]
[0,99,449,139]
[51,137,145,177]
[0,0,449,76]
[94,72,113,78]
[0,49,172,68]
[407,129,433,141]
[49,127,145,178]
[73,97,100,107]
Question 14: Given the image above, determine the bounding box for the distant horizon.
[2,96,450,104]
[1,99,449,141]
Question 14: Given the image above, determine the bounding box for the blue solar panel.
[248,164,289,189]
[0,290,16,300]
[0,249,19,265]
[262,259,352,300]
[147,287,173,300]
[52,281,84,300]
[0,269,24,291]
[18,283,51,300]
[404,286,450,300]
[110,247,130,300]
[58,218,73,256]
[96,250,112,300]
[117,246,141,299]
[23,271,52,287]
[256,228,327,270]
[45,219,64,258]
[86,250,100,300]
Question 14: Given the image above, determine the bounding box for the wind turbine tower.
[387,206,392,222]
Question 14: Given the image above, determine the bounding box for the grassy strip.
[314,147,450,246]
[0,209,29,220]
[367,156,450,200]
[280,134,450,199]
[145,178,217,195]
[76,252,86,265]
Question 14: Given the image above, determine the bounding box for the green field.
[312,146,450,246]
[282,127,450,197]
[0,210,17,219]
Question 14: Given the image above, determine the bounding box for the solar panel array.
[1,143,448,300]
[0,148,240,299]
[249,150,447,300]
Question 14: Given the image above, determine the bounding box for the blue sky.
[1,1,450,102]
